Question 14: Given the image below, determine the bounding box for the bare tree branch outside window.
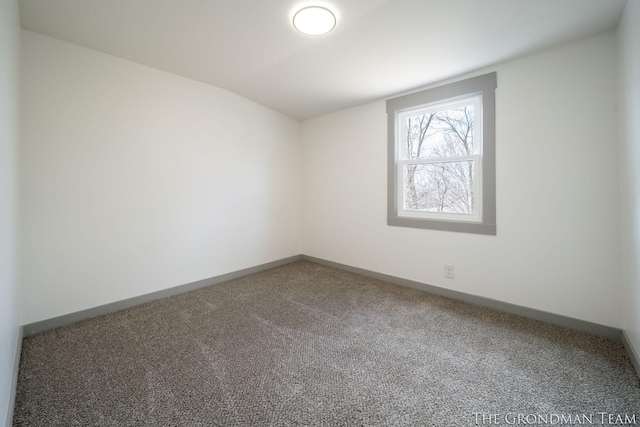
[403,105,476,215]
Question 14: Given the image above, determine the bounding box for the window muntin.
[387,72,496,235]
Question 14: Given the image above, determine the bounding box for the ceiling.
[18,0,627,121]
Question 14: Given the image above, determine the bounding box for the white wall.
[302,32,621,327]
[618,0,640,359]
[0,0,20,424]
[20,31,302,324]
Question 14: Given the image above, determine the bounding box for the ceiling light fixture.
[293,6,336,36]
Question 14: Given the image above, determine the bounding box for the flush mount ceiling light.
[293,6,336,36]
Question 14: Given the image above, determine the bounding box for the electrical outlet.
[444,264,454,279]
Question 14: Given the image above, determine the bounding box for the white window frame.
[386,72,497,235]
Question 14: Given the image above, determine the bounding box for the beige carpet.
[13,261,640,426]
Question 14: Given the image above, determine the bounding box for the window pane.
[405,104,475,160]
[404,161,475,214]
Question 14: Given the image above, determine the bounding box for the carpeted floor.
[13,261,640,426]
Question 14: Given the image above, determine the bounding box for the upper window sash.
[396,95,483,160]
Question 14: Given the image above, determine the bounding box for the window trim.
[386,72,497,235]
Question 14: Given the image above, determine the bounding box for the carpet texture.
[13,261,640,426]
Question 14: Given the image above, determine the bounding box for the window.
[386,72,497,235]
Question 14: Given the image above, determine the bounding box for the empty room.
[2,0,640,425]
